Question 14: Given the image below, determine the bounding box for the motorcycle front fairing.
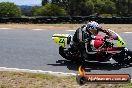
[52,34,72,48]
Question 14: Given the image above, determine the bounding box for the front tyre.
[113,50,132,64]
[59,46,67,58]
[59,46,81,61]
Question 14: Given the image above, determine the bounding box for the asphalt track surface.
[0,29,132,76]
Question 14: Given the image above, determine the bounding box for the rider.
[73,21,109,52]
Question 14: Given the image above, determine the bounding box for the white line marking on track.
[66,30,76,32]
[0,28,11,29]
[0,67,76,76]
[32,29,46,30]
[124,32,132,33]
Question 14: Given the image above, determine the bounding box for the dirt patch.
[0,71,131,88]
[0,24,81,30]
[101,24,132,32]
[0,24,132,32]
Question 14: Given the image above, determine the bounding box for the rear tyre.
[113,50,132,64]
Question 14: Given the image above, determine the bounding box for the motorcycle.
[52,29,132,64]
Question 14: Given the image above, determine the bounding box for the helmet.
[86,21,100,35]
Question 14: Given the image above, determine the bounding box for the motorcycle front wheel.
[113,50,132,64]
[59,46,81,61]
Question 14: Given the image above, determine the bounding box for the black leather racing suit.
[73,25,109,52]
[73,25,93,53]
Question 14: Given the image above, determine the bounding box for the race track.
[0,29,132,76]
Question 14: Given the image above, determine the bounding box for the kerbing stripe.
[0,67,131,82]
[0,67,76,76]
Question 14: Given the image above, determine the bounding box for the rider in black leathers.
[73,21,109,53]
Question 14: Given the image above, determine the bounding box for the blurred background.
[0,0,132,23]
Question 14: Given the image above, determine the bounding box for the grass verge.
[0,71,131,88]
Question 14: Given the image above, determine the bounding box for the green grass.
[0,71,131,88]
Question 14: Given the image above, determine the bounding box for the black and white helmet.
[86,21,100,35]
[86,21,99,30]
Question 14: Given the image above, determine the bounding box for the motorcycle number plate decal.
[52,37,65,48]
[58,38,65,47]
[59,38,65,43]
